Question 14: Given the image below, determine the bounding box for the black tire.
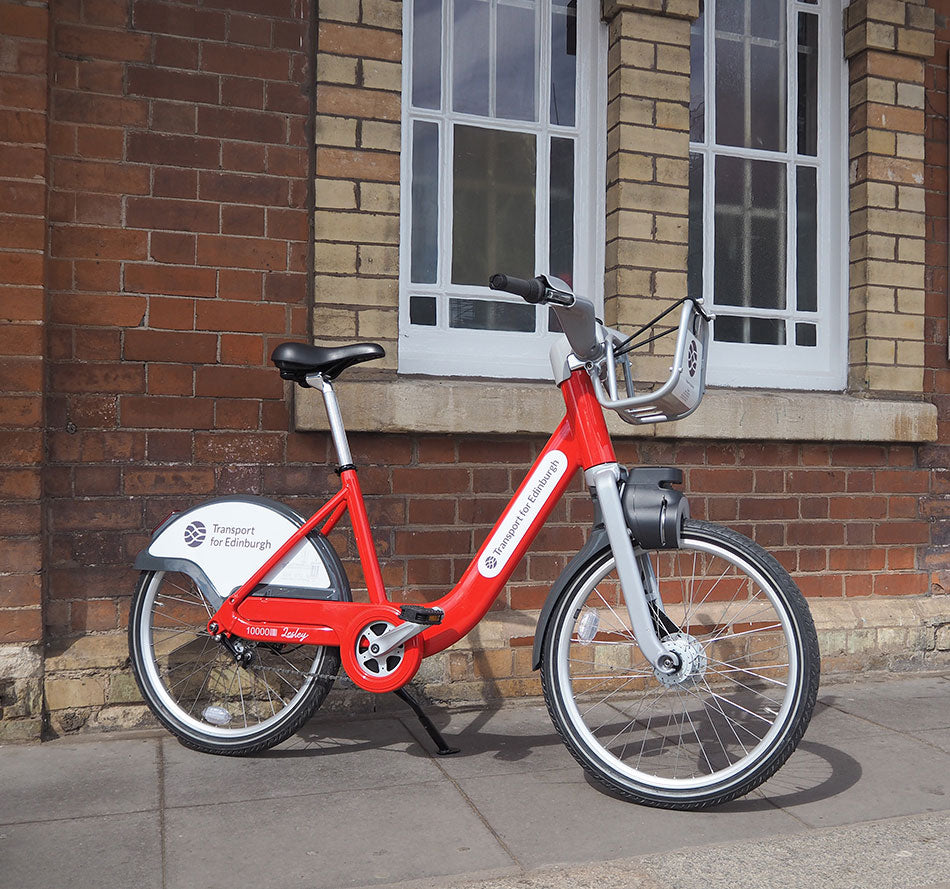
[540,519,820,809]
[129,570,341,755]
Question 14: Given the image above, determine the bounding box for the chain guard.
[340,608,423,693]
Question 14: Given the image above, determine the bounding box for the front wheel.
[541,520,820,809]
[129,570,341,755]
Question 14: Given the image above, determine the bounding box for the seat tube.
[310,373,353,468]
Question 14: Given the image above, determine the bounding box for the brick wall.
[1,0,949,737]
[41,0,315,731]
[0,0,49,739]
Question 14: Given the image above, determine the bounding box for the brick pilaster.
[845,0,934,393]
[600,0,699,380]
[0,0,49,740]
[313,1,402,365]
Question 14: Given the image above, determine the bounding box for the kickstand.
[393,686,460,755]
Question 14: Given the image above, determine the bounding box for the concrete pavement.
[0,673,948,889]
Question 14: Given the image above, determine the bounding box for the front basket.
[591,299,711,425]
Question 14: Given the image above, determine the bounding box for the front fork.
[586,464,680,674]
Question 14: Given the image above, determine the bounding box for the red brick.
[152,35,199,70]
[154,168,198,199]
[124,468,216,495]
[127,132,221,168]
[131,0,227,39]
[124,329,218,363]
[149,296,196,330]
[126,197,219,234]
[150,99,198,134]
[50,293,146,327]
[0,323,43,357]
[0,108,46,144]
[0,252,43,286]
[0,468,41,499]
[199,171,290,206]
[0,571,42,607]
[121,396,214,429]
[221,141,267,173]
[0,430,42,464]
[874,470,930,493]
[219,269,264,300]
[0,143,44,179]
[222,205,265,237]
[0,182,46,216]
[221,76,265,109]
[393,467,471,495]
[74,194,122,226]
[52,91,148,127]
[50,362,145,394]
[150,232,197,265]
[74,466,122,496]
[146,430,194,462]
[874,521,930,545]
[196,365,282,398]
[125,264,218,298]
[266,206,308,240]
[1,3,49,39]
[220,334,264,365]
[147,363,194,395]
[0,396,41,427]
[76,126,124,159]
[197,299,287,333]
[0,607,42,643]
[57,24,150,61]
[201,42,290,80]
[51,224,148,259]
[688,468,754,494]
[194,431,283,462]
[873,573,929,597]
[0,358,42,393]
[395,529,469,556]
[213,398,260,429]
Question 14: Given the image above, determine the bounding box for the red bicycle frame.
[209,368,614,667]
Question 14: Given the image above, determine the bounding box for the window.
[400,0,606,378]
[688,0,847,390]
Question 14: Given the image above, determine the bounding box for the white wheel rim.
[554,538,802,794]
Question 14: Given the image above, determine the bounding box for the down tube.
[420,419,584,657]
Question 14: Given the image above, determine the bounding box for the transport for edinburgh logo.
[183,521,207,548]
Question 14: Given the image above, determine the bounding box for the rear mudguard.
[134,495,350,607]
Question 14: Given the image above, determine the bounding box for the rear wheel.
[541,520,820,809]
[129,570,340,755]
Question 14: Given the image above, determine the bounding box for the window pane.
[795,322,817,347]
[550,137,574,284]
[449,298,536,332]
[497,2,537,121]
[715,315,786,345]
[714,156,786,310]
[688,152,703,297]
[551,2,577,126]
[797,12,819,156]
[715,0,786,151]
[412,0,442,110]
[690,9,705,142]
[410,295,437,326]
[797,166,817,312]
[454,0,490,115]
[411,121,439,284]
[452,125,536,286]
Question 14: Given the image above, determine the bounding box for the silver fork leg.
[586,464,678,674]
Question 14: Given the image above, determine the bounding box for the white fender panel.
[144,500,332,599]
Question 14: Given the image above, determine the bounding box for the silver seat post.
[307,373,353,468]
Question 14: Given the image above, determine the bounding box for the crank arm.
[587,465,678,674]
[370,620,428,658]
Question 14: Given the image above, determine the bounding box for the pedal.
[399,605,444,626]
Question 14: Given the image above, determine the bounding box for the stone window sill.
[294,377,937,443]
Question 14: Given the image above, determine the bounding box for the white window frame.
[691,0,848,391]
[399,0,607,379]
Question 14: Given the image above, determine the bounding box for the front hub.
[653,632,707,688]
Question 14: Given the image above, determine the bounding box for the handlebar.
[489,273,602,361]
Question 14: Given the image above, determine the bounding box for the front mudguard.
[134,495,350,607]
[531,525,610,670]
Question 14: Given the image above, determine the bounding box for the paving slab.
[450,766,805,870]
[401,811,950,889]
[0,811,162,889]
[820,675,950,733]
[0,737,158,824]
[162,716,442,807]
[163,780,515,889]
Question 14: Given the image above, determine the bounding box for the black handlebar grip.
[489,274,545,304]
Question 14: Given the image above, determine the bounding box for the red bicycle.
[129,274,820,809]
